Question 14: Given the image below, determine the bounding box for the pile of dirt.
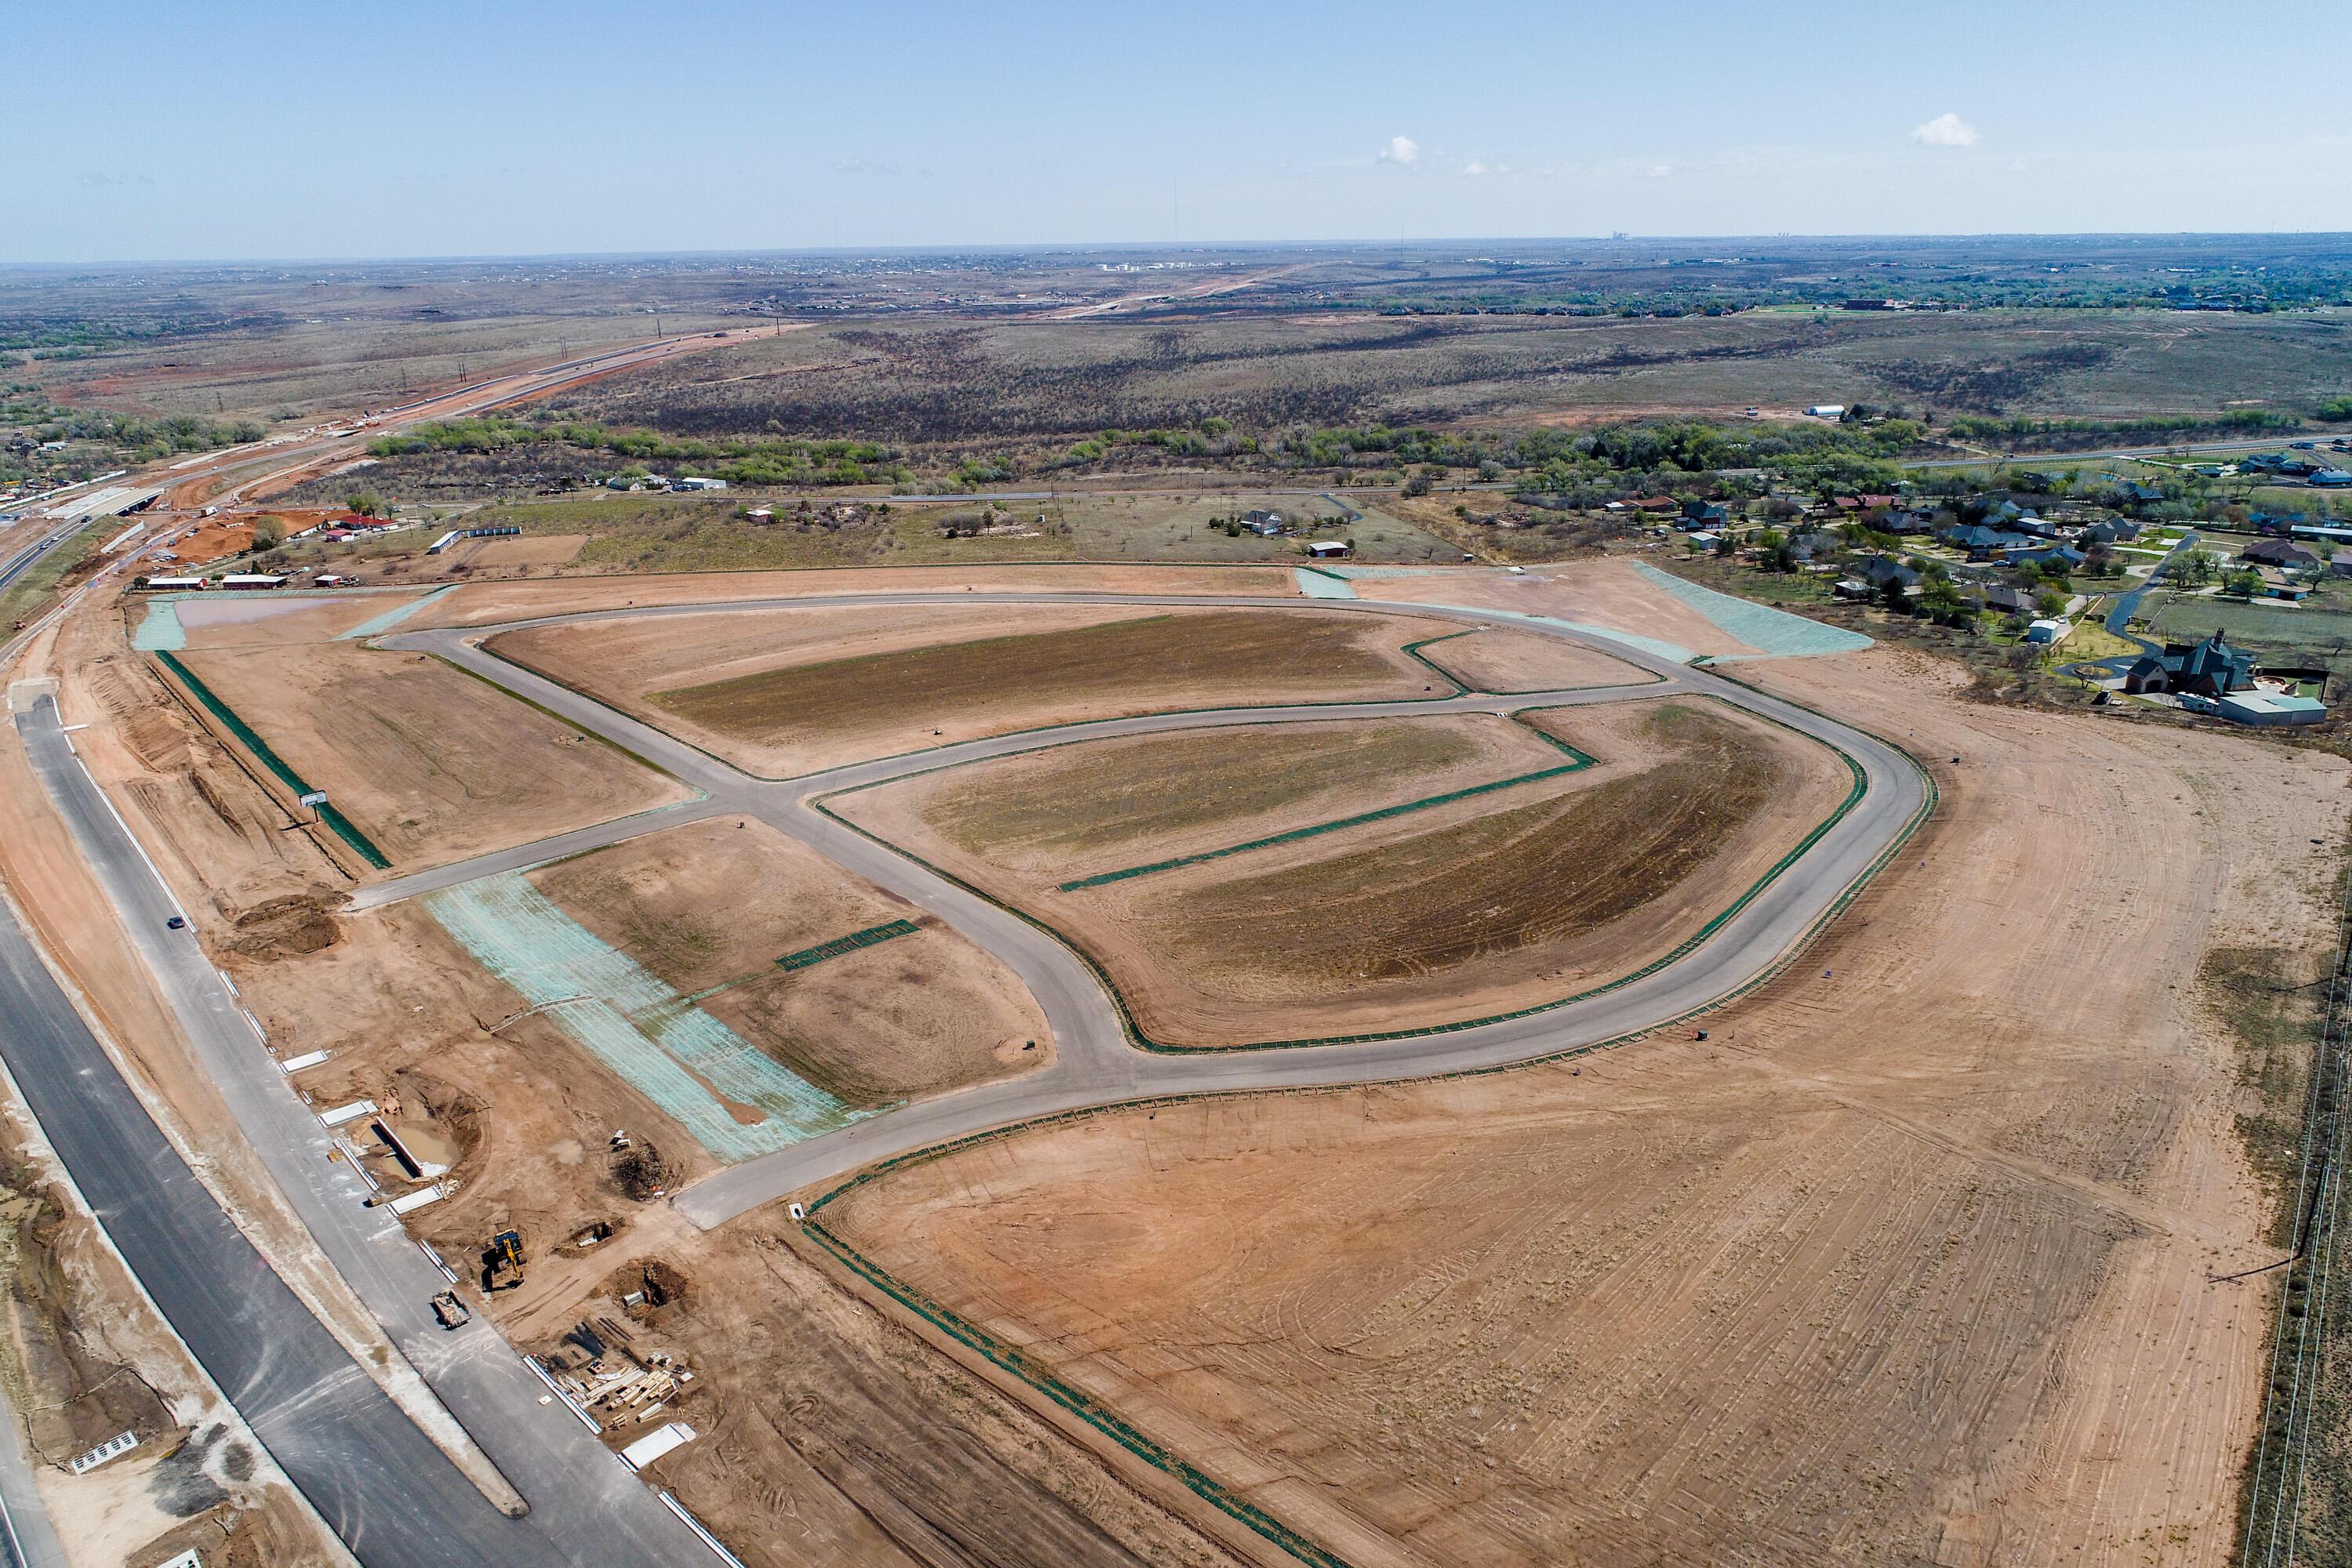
[225,894,339,958]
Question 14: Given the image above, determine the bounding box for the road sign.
[298,790,328,808]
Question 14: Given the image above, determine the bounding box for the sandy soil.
[825,645,2347,1568]
[1413,624,1653,692]
[426,563,1303,628]
[847,697,1853,1045]
[231,896,723,1287]
[862,713,1573,887]
[167,641,694,868]
[166,593,402,648]
[528,818,1051,1105]
[1359,558,1764,658]
[495,603,1457,777]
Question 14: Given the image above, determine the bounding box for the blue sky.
[14,0,2350,261]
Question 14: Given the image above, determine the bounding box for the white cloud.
[1646,163,1674,179]
[1911,112,1979,148]
[833,157,902,176]
[1378,135,1420,165]
[1462,159,1510,177]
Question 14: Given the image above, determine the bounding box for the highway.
[363,592,1931,1229]
[11,697,718,1567]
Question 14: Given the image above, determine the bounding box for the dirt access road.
[348,591,1928,1228]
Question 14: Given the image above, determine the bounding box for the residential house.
[2122,629,2257,697]
[1851,557,1920,593]
[2241,538,2321,571]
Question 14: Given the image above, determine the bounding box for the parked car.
[165,916,187,931]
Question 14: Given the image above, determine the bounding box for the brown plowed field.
[426,563,1301,628]
[844,697,1852,1045]
[824,646,2347,1568]
[166,643,693,866]
[1358,558,1762,659]
[528,818,1049,1105]
[493,604,1455,776]
[1411,625,1651,692]
[917,713,1569,882]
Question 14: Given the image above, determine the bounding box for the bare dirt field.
[162,593,406,648]
[426,563,1301,628]
[820,645,2347,1568]
[1411,625,1652,692]
[445,532,589,569]
[494,603,1457,776]
[898,713,1574,885]
[527,817,1050,1105]
[165,641,693,868]
[1358,559,1763,659]
[845,697,1853,1045]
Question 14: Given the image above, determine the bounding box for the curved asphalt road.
[368,592,1930,1229]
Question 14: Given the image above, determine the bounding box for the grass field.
[653,608,1441,761]
[2146,588,2352,662]
[269,488,1454,575]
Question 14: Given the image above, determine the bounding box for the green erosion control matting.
[1631,564,1873,658]
[151,651,391,868]
[337,585,456,641]
[424,872,878,1163]
[129,599,185,651]
[777,919,920,971]
[1060,727,1594,891]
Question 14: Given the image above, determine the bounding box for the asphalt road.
[0,521,91,595]
[368,592,1929,1229]
[0,825,519,1566]
[0,1384,66,1568]
[13,699,714,1567]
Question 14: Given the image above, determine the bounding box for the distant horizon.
[10,230,2352,274]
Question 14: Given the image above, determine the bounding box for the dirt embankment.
[821,643,2347,1568]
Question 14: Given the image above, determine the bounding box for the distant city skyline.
[16,0,2352,263]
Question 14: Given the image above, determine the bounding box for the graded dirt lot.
[423,563,1301,628]
[822,645,2346,1568]
[162,592,409,648]
[845,697,1853,1045]
[1358,558,1762,659]
[907,713,1574,884]
[1411,624,1652,692]
[166,641,693,866]
[494,603,1457,776]
[527,817,1050,1105]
